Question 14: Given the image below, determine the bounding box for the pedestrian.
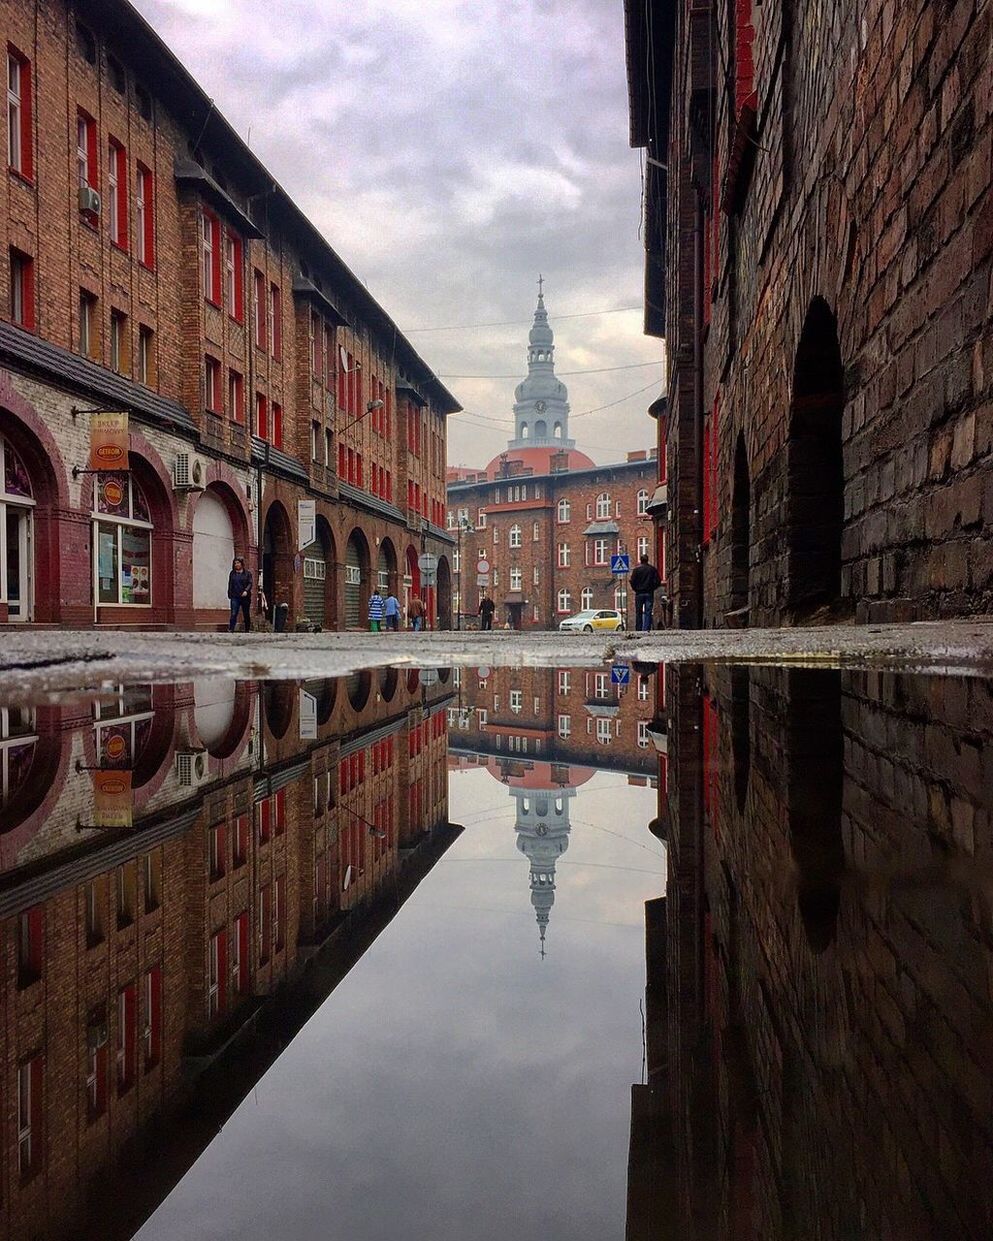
[227,557,253,632]
[409,595,426,631]
[368,588,385,632]
[478,595,496,631]
[629,554,662,632]
[384,592,401,631]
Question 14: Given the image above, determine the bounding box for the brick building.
[648,662,993,1238]
[0,0,458,631]
[446,287,661,629]
[625,1,993,626]
[0,671,455,1237]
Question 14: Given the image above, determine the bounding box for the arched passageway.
[193,485,248,613]
[262,502,293,623]
[344,529,371,629]
[303,519,336,630]
[786,298,845,619]
[437,556,452,630]
[377,538,398,595]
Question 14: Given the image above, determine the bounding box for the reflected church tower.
[512,784,574,956]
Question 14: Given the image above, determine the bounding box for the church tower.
[510,276,574,451]
[513,784,574,957]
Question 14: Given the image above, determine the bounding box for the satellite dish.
[339,344,349,371]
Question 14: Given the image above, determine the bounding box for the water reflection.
[647,664,993,1240]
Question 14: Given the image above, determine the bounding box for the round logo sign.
[102,478,125,508]
[101,776,128,795]
[105,733,127,761]
[96,444,125,465]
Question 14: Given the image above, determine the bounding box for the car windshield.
[570,611,598,619]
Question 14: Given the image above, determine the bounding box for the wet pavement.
[0,657,989,1239]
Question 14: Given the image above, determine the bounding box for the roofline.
[79,0,461,415]
[446,455,658,493]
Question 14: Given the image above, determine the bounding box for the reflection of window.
[558,671,570,694]
[18,1055,43,1179]
[596,717,612,745]
[510,690,523,714]
[557,714,570,738]
[93,475,153,606]
[638,721,650,748]
[1,705,37,812]
[93,686,153,768]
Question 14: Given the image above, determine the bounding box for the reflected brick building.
[625,1,993,626]
[0,0,457,631]
[446,289,660,629]
[650,663,993,1238]
[0,671,456,1239]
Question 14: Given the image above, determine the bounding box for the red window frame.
[17,905,43,987]
[205,354,221,412]
[107,136,128,249]
[233,814,250,867]
[209,822,226,881]
[76,107,97,190]
[116,982,136,1093]
[208,930,227,1016]
[9,247,34,331]
[200,208,222,305]
[17,1054,43,1180]
[254,269,267,349]
[135,162,154,268]
[224,228,244,322]
[143,966,162,1070]
[270,283,282,360]
[7,46,33,182]
[228,369,244,423]
[272,402,283,449]
[256,391,268,440]
[338,443,346,477]
[234,911,250,994]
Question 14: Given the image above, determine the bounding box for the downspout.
[692,189,706,630]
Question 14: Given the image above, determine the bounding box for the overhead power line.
[402,305,643,333]
[452,379,662,426]
[436,360,661,380]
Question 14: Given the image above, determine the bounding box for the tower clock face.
[535,400,547,413]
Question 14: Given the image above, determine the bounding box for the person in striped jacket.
[368,589,386,631]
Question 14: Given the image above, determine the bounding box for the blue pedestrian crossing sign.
[610,553,630,575]
[610,663,631,686]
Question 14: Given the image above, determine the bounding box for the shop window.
[93,472,153,606]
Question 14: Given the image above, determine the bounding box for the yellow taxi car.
[558,608,624,633]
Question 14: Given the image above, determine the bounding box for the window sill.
[138,259,156,273]
[8,168,34,189]
[111,241,130,256]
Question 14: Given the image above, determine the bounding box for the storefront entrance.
[0,435,35,622]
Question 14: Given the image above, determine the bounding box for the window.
[637,535,649,560]
[477,508,487,528]
[637,488,650,516]
[596,492,611,519]
[143,850,161,912]
[224,229,243,320]
[208,822,226,881]
[18,1055,43,1179]
[79,289,98,358]
[254,269,266,348]
[558,670,570,694]
[557,589,571,613]
[558,714,571,738]
[233,814,250,867]
[228,369,244,423]
[233,911,250,995]
[310,311,322,375]
[109,309,128,374]
[255,391,268,440]
[9,247,34,330]
[116,861,136,927]
[143,966,162,1069]
[557,542,570,567]
[86,1008,108,1119]
[581,587,593,610]
[638,676,650,701]
[7,48,32,180]
[76,22,97,64]
[107,55,125,93]
[311,420,320,461]
[533,565,540,585]
[85,878,103,946]
[594,672,609,699]
[638,720,650,749]
[533,695,540,716]
[93,472,153,605]
[325,428,333,466]
[76,108,96,192]
[593,538,608,565]
[208,930,227,1017]
[477,708,488,726]
[204,355,221,412]
[614,586,628,613]
[510,690,523,713]
[116,982,136,1092]
[269,283,282,359]
[17,906,43,988]
[259,883,272,964]
[138,325,154,385]
[107,137,128,248]
[492,527,500,544]
[200,209,221,304]
[136,84,152,122]
[135,163,154,266]
[272,402,283,448]
[533,520,540,541]
[509,524,522,548]
[510,567,522,591]
[596,717,613,745]
[275,874,285,951]
[557,498,570,523]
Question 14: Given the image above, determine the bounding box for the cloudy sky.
[134,0,662,467]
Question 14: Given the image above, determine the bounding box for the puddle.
[0,662,989,1239]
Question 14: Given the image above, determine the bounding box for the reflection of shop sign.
[104,733,128,763]
[93,769,133,829]
[89,412,129,472]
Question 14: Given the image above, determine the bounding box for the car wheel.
[583,624,593,633]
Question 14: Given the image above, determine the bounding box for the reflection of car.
[559,608,624,633]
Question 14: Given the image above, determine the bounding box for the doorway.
[3,505,32,622]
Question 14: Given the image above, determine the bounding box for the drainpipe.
[692,189,706,630]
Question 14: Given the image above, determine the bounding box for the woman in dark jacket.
[227,558,253,632]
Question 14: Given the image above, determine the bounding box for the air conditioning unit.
[78,185,101,215]
[175,749,208,787]
[173,453,206,491]
[87,1018,108,1050]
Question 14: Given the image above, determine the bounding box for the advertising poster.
[93,769,134,829]
[89,412,129,471]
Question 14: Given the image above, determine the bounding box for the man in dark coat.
[629,554,662,632]
[478,595,496,631]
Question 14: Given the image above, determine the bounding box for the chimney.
[627,450,648,462]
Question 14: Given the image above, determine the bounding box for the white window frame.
[200,211,215,299]
[596,492,611,519]
[557,498,570,523]
[509,524,522,548]
[477,508,487,528]
[637,535,650,560]
[581,587,593,610]
[7,54,22,174]
[224,232,237,315]
[509,690,523,714]
[532,520,540,541]
[557,589,571,614]
[637,489,650,516]
[92,480,154,608]
[557,542,570,568]
[558,670,570,694]
[510,567,522,591]
[557,714,571,738]
[638,721,650,748]
[596,717,612,745]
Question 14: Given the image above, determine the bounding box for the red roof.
[481,446,596,480]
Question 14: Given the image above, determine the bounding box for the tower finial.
[537,273,543,297]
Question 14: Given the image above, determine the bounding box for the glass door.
[3,504,32,622]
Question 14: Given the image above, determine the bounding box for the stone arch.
[787,298,845,619]
[346,670,371,712]
[344,527,371,628]
[730,431,751,616]
[262,500,293,623]
[303,678,337,725]
[193,485,243,611]
[0,411,62,623]
[787,669,844,953]
[193,678,252,759]
[534,419,547,439]
[379,666,398,703]
[437,555,452,629]
[262,681,293,740]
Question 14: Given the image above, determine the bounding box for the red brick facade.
[626,0,993,626]
[0,672,454,1236]
[0,0,458,630]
